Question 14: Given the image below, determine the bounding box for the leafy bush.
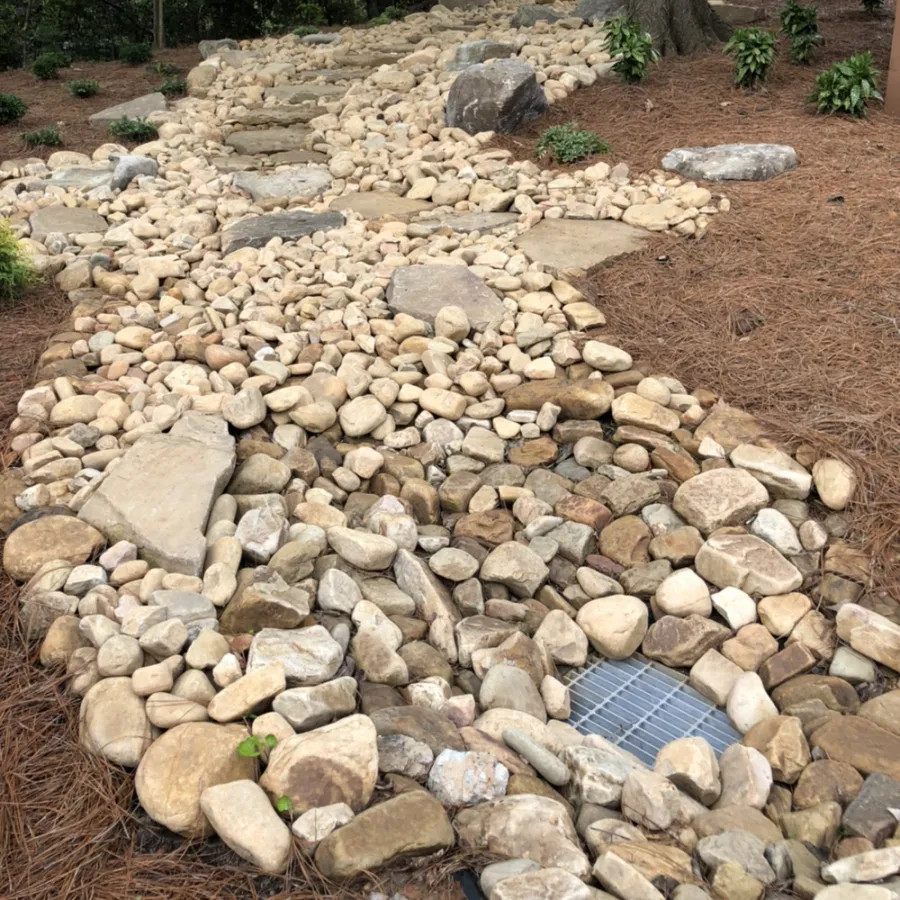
[152,61,182,77]
[120,42,152,65]
[297,1,328,26]
[0,94,28,125]
[536,122,610,164]
[68,79,100,98]
[293,25,319,36]
[33,53,61,80]
[780,0,822,64]
[809,52,883,117]
[724,27,777,88]
[371,5,405,25]
[157,77,186,97]
[0,220,37,303]
[861,0,883,12]
[108,116,158,142]
[602,16,660,83]
[21,127,63,147]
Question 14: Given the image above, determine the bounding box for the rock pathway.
[0,2,886,899]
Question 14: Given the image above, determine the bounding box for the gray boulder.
[110,154,159,191]
[446,60,548,136]
[222,210,345,253]
[302,33,341,45]
[449,40,516,71]
[662,144,798,181]
[510,4,564,26]
[199,38,239,58]
[573,0,624,22]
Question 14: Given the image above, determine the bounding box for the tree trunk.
[625,0,732,56]
[152,0,165,50]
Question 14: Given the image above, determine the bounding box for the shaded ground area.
[498,0,900,593]
[0,48,200,161]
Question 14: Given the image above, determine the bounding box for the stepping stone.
[233,168,332,204]
[297,68,372,83]
[410,211,519,235]
[220,50,263,67]
[225,128,312,155]
[88,93,166,126]
[78,413,235,577]
[265,84,348,104]
[387,265,506,330]
[44,168,113,191]
[514,218,648,275]
[30,205,108,238]
[448,39,516,70]
[333,51,403,67]
[199,38,239,58]
[223,209,345,253]
[211,154,261,173]
[301,33,341,44]
[228,106,318,127]
[270,149,328,165]
[330,192,433,221]
[662,144,798,182]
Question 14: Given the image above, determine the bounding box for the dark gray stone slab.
[446,60,547,135]
[573,0,624,22]
[843,774,900,844]
[223,210,345,253]
[510,4,564,26]
[662,143,798,181]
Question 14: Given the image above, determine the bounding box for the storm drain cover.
[562,653,741,766]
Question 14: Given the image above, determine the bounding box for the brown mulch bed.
[0,48,200,161]
[497,1,900,593]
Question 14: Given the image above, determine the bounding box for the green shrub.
[0,94,27,125]
[724,27,777,88]
[152,61,182,77]
[780,0,822,64]
[861,0,883,12]
[293,25,319,36]
[120,42,152,65]
[68,79,101,98]
[371,5,405,25]
[536,122,610,164]
[33,53,61,80]
[297,2,328,26]
[21,127,63,148]
[0,220,37,303]
[809,51,883,117]
[602,16,660,83]
[157,77,186,97]
[108,116,158,142]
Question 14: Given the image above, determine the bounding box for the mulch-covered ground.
[0,48,200,161]
[497,0,900,594]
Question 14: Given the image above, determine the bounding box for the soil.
[496,0,900,593]
[0,48,200,161]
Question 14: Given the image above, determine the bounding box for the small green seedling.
[236,734,278,758]
[536,122,610,164]
[275,796,293,813]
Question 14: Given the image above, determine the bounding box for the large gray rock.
[223,210,345,253]
[110,154,159,191]
[30,205,107,238]
[88,93,166,126]
[78,414,235,577]
[510,4,564,26]
[573,0,625,21]
[232,168,332,204]
[387,265,506,331]
[199,38,239,58]
[225,128,312,155]
[445,60,548,136]
[662,144,798,182]
[247,625,344,685]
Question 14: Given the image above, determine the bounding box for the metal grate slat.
[562,653,741,765]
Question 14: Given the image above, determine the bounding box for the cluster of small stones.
[2,3,900,900]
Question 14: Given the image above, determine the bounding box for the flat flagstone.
[330,192,433,220]
[225,128,312,155]
[411,212,519,234]
[514,218,649,275]
[232,168,332,204]
[223,209,345,253]
[30,205,108,238]
[88,93,166,126]
[228,106,319,127]
[265,84,349,103]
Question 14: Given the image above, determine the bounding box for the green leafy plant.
[68,79,101,98]
[536,122,611,164]
[780,0,822,64]
[33,53,62,80]
[275,796,293,813]
[236,734,278,758]
[809,51,883,117]
[0,220,37,303]
[371,5,405,25]
[0,94,27,125]
[724,27,777,88]
[22,127,62,147]
[297,1,328,26]
[861,0,883,12]
[602,16,660,83]
[293,25,319,36]
[120,42,152,65]
[157,77,186,97]
[108,116,158,142]
[152,61,182,77]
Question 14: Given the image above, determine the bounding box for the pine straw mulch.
[0,48,200,162]
[496,0,900,595]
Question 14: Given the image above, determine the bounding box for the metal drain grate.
[562,653,741,766]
